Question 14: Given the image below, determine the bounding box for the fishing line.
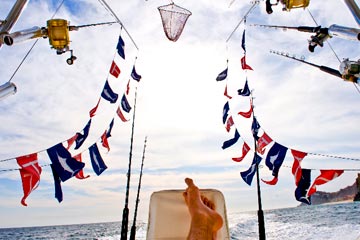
[7,0,65,83]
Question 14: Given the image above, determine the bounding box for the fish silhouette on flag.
[121,94,132,113]
[131,65,142,81]
[109,61,121,78]
[222,129,240,149]
[101,80,118,104]
[216,67,228,81]
[307,170,344,197]
[16,153,42,206]
[240,153,262,186]
[117,35,125,59]
[262,142,288,185]
[47,143,85,182]
[75,119,92,150]
[291,149,307,185]
[238,79,251,96]
[222,102,230,124]
[89,143,107,176]
[232,142,250,162]
[295,168,311,205]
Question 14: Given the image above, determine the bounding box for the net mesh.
[158,3,192,42]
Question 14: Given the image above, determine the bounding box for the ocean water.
[0,202,359,240]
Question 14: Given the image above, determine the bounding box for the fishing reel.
[308,27,330,52]
[265,0,310,14]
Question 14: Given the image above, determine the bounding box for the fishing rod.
[120,88,138,240]
[129,136,148,240]
[269,50,343,79]
[250,93,266,240]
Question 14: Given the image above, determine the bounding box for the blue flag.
[106,118,114,138]
[295,169,311,205]
[75,119,92,150]
[265,142,288,178]
[241,30,246,52]
[117,35,125,59]
[101,80,118,104]
[121,94,132,113]
[131,65,142,81]
[89,143,107,176]
[240,153,262,186]
[50,164,63,203]
[238,80,251,96]
[222,101,230,124]
[222,129,240,149]
[216,67,228,81]
[47,143,85,182]
[251,117,261,140]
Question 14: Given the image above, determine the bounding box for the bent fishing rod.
[130,136,147,240]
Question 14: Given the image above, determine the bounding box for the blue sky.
[0,0,359,229]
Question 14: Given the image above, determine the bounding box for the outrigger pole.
[130,136,148,240]
[121,88,138,240]
[250,94,266,240]
[270,50,343,79]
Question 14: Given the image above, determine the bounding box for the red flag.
[307,170,344,196]
[89,98,100,118]
[238,103,252,118]
[116,106,129,122]
[16,153,42,206]
[262,177,278,185]
[241,56,253,70]
[101,130,110,152]
[291,149,307,185]
[126,79,130,95]
[232,142,250,162]
[224,85,232,99]
[257,132,273,154]
[109,60,121,78]
[225,116,234,132]
[73,154,90,179]
[66,133,79,150]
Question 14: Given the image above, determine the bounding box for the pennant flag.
[67,134,78,150]
[106,118,114,138]
[50,164,63,203]
[216,67,228,81]
[222,102,230,124]
[126,79,130,95]
[262,142,288,185]
[101,131,110,152]
[131,65,142,81]
[121,94,132,113]
[240,153,262,186]
[101,80,119,104]
[251,116,261,140]
[75,119,92,150]
[16,153,42,206]
[116,106,129,122]
[238,80,251,96]
[73,154,90,179]
[89,143,107,176]
[109,60,121,78]
[116,35,125,59]
[222,129,241,149]
[241,30,246,52]
[257,132,273,155]
[295,168,311,205]
[232,142,250,162]
[89,98,100,118]
[291,149,307,186]
[241,56,253,70]
[225,116,234,132]
[47,143,85,182]
[307,170,344,197]
[224,85,232,99]
[238,104,252,118]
